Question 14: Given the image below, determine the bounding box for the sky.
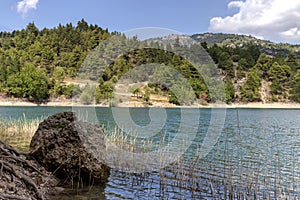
[1,0,300,44]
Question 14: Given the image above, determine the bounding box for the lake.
[1,106,300,199]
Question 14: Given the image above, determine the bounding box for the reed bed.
[105,124,300,199]
[0,115,40,152]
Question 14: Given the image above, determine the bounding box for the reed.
[0,115,40,137]
[0,116,40,152]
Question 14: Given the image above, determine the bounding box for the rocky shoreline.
[0,112,110,200]
[1,98,300,109]
[0,141,59,200]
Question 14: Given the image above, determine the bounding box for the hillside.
[0,21,300,106]
[147,33,300,104]
[150,33,300,58]
[0,19,113,103]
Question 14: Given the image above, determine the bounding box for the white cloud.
[281,28,300,41]
[209,0,300,43]
[17,0,39,17]
[228,1,243,9]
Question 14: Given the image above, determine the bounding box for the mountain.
[148,33,300,58]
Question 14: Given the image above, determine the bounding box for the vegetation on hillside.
[205,43,300,103]
[191,33,300,58]
[0,20,300,105]
[0,19,113,102]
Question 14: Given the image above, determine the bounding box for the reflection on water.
[52,186,106,200]
[1,107,300,199]
[1,136,31,152]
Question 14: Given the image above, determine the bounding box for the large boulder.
[27,112,110,184]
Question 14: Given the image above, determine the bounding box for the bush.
[80,84,96,104]
[7,64,49,101]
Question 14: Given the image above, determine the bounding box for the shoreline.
[1,99,300,109]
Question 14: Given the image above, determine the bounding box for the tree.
[133,88,141,98]
[269,62,291,96]
[7,64,49,101]
[290,81,300,102]
[255,53,273,79]
[76,19,89,32]
[240,68,262,102]
[169,80,196,105]
[80,84,96,104]
[269,62,291,82]
[0,61,7,83]
[53,67,66,82]
[200,42,208,50]
[290,70,300,102]
[208,44,221,64]
[26,22,39,37]
[225,78,236,103]
[63,84,81,98]
[285,53,299,71]
[95,82,114,102]
[129,85,142,98]
[143,88,150,102]
[208,45,234,78]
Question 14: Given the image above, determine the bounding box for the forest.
[0,19,299,105]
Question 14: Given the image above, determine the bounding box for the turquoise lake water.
[1,106,300,199]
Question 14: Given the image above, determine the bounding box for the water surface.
[1,107,300,199]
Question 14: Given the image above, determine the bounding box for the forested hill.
[148,34,300,104]
[0,19,113,102]
[0,20,300,105]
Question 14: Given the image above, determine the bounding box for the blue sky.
[1,0,300,43]
[0,0,233,33]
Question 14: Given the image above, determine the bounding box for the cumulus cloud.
[209,0,300,43]
[17,0,39,17]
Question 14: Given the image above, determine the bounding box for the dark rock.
[0,141,59,200]
[27,112,110,184]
